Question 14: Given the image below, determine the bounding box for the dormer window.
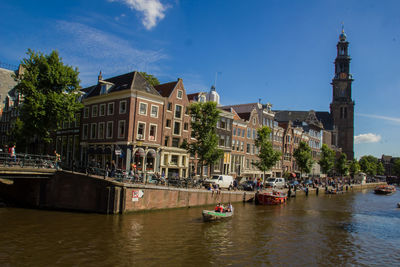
[100,84,107,94]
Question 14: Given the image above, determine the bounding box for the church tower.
[330,28,355,160]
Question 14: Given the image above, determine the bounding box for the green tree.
[253,126,281,183]
[318,144,335,176]
[14,49,82,152]
[349,159,360,179]
[293,141,314,179]
[335,153,349,177]
[359,155,378,176]
[393,159,400,177]
[187,101,223,178]
[139,72,160,86]
[376,161,385,175]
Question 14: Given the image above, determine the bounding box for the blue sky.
[1,0,399,159]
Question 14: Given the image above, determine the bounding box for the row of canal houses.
[0,68,333,180]
[52,71,330,180]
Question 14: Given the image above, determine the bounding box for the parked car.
[203,175,234,189]
[265,177,286,188]
[287,180,299,188]
[239,180,255,191]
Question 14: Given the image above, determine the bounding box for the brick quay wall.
[0,170,386,214]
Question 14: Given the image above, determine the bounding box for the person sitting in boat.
[225,202,233,212]
[214,203,224,212]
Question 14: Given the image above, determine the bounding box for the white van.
[204,175,234,189]
[265,177,286,188]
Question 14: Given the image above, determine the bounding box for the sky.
[0,0,399,159]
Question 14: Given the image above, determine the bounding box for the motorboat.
[374,185,396,195]
[256,190,287,205]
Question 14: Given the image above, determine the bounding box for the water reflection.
[1,189,400,266]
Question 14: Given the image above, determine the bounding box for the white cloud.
[357,113,400,124]
[354,133,381,144]
[54,20,167,85]
[111,0,167,30]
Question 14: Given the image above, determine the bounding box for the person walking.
[10,145,16,163]
[111,160,116,178]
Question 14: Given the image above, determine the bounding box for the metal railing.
[0,152,57,169]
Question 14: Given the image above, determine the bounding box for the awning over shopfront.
[135,148,145,157]
[147,149,156,158]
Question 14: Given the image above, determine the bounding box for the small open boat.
[374,185,396,195]
[397,202,400,208]
[256,190,287,205]
[202,210,233,222]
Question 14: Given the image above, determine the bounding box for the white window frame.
[166,119,171,129]
[173,121,181,136]
[149,123,157,141]
[92,105,98,117]
[83,107,89,118]
[139,102,148,115]
[118,120,126,139]
[150,105,159,118]
[174,104,183,119]
[99,104,106,116]
[106,121,113,139]
[90,123,97,139]
[82,124,88,140]
[177,90,183,99]
[137,121,146,140]
[119,100,127,114]
[183,122,188,131]
[98,122,105,139]
[107,102,114,116]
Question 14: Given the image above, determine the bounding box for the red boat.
[374,185,396,195]
[257,191,287,205]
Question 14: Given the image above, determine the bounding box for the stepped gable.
[85,71,160,98]
[315,111,334,130]
[154,81,178,97]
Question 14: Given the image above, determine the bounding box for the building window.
[220,118,226,129]
[137,122,145,140]
[241,141,244,151]
[233,128,236,136]
[166,119,171,128]
[237,128,240,136]
[246,159,250,169]
[247,128,251,138]
[247,143,250,153]
[226,136,230,147]
[151,105,159,118]
[171,155,179,165]
[253,117,256,125]
[177,90,183,99]
[175,105,182,119]
[232,140,236,150]
[253,129,256,139]
[173,121,181,135]
[83,107,89,118]
[106,121,113,139]
[139,102,147,115]
[99,104,106,116]
[163,154,169,165]
[90,123,97,139]
[181,156,186,166]
[164,136,169,146]
[107,103,114,116]
[242,129,245,137]
[167,102,172,111]
[82,124,88,140]
[92,105,98,117]
[98,122,105,139]
[219,135,225,146]
[75,113,80,127]
[149,124,157,141]
[118,120,125,138]
[184,122,188,131]
[172,138,180,147]
[119,100,127,114]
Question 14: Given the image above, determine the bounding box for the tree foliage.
[335,153,349,177]
[376,161,385,175]
[318,144,335,175]
[187,101,223,177]
[14,49,82,147]
[393,159,400,177]
[253,126,281,182]
[359,155,379,176]
[293,141,314,179]
[139,72,160,86]
[349,159,360,178]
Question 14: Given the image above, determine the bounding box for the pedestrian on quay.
[288,185,292,198]
[10,144,16,163]
[316,186,319,196]
[111,160,116,178]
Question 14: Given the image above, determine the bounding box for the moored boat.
[374,185,396,195]
[202,210,233,222]
[256,190,287,205]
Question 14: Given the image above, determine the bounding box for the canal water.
[1,188,400,266]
